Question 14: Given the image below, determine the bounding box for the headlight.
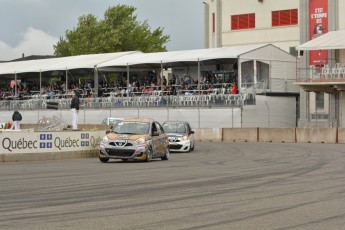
[101,135,109,144]
[182,135,188,140]
[136,137,146,144]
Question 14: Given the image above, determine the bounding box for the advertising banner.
[309,0,328,65]
[0,131,103,154]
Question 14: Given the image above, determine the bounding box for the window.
[272,9,298,27]
[316,92,324,109]
[212,13,215,33]
[231,13,255,30]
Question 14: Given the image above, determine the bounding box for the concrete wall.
[1,126,344,162]
[194,128,223,142]
[296,128,337,143]
[337,128,345,143]
[222,128,258,142]
[1,150,97,163]
[196,127,341,144]
[242,96,297,128]
[259,128,296,143]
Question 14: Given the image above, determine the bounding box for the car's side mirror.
[190,130,195,134]
[153,131,159,136]
[106,130,111,134]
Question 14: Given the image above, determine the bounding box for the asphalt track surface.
[1,142,345,230]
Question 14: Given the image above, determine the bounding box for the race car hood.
[166,133,186,137]
[106,133,149,140]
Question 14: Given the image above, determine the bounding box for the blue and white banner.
[0,130,103,154]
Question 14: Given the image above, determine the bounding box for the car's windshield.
[108,119,122,126]
[163,123,187,133]
[112,121,150,135]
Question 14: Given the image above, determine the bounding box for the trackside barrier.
[259,128,296,143]
[193,128,222,142]
[222,128,258,142]
[337,128,345,144]
[1,127,344,162]
[0,129,105,162]
[295,128,337,143]
[195,127,341,144]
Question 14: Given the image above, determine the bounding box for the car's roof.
[163,121,189,124]
[123,118,155,123]
[107,117,124,120]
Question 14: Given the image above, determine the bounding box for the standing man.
[70,90,80,131]
[12,110,22,130]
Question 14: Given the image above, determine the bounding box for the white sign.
[0,131,104,154]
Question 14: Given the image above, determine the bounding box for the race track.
[1,142,345,230]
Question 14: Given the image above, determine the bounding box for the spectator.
[230,82,238,94]
[12,110,22,130]
[70,90,80,131]
[48,89,55,99]
[162,76,167,86]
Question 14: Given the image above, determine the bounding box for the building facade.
[297,0,345,128]
[203,0,300,53]
[204,0,345,127]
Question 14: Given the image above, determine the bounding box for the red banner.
[309,0,328,65]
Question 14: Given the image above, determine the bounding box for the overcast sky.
[0,0,204,61]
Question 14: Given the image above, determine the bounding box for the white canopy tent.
[98,44,266,69]
[97,44,270,91]
[0,56,72,75]
[296,30,345,51]
[98,44,297,94]
[0,51,140,95]
[41,51,139,72]
[0,51,140,75]
[0,44,297,96]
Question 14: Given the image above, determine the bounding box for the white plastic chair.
[101,97,112,107]
[236,93,247,105]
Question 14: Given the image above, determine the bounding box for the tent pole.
[238,58,242,94]
[65,68,68,93]
[254,59,257,88]
[127,63,130,98]
[198,59,201,95]
[14,72,17,98]
[161,61,163,90]
[39,70,42,95]
[94,66,99,97]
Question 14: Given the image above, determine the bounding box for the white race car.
[162,121,195,152]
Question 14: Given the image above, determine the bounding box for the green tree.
[54,5,170,56]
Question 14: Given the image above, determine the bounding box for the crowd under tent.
[0,44,298,96]
[98,44,299,95]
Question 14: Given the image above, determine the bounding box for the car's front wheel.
[145,147,153,162]
[190,142,195,151]
[99,156,109,163]
[161,148,169,160]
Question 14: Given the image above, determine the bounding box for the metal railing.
[297,63,345,82]
[0,93,255,111]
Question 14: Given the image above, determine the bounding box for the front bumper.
[168,140,191,152]
[99,142,148,161]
